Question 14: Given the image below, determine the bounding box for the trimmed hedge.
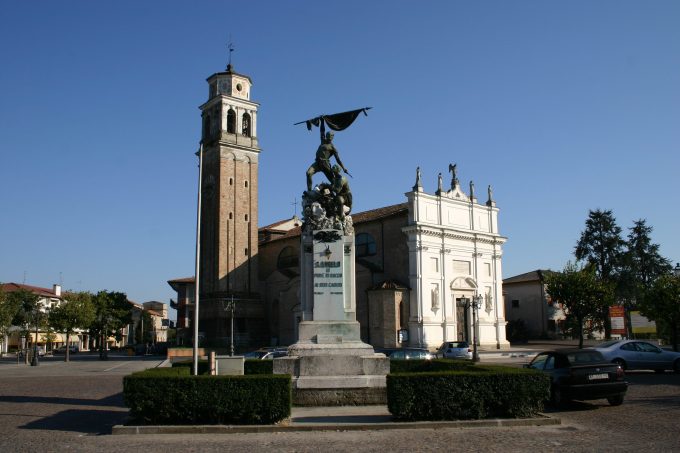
[387,365,550,420]
[123,369,291,425]
[172,359,273,375]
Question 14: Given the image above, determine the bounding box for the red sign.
[609,306,626,335]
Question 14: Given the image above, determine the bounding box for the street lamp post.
[192,143,204,376]
[30,307,40,366]
[472,294,483,362]
[224,296,236,356]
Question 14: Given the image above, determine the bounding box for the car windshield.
[243,350,267,359]
[448,342,468,348]
[566,350,606,364]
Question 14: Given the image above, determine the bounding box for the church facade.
[175,62,509,351]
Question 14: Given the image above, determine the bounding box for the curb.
[112,415,560,435]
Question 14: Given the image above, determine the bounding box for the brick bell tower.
[198,62,266,347]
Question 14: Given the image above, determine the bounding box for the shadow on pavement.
[20,408,128,434]
[0,392,125,408]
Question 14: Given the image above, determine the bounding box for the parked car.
[375,348,432,360]
[436,341,472,359]
[525,349,628,407]
[590,339,680,373]
[54,345,79,354]
[243,348,288,360]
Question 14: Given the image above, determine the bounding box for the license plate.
[588,373,608,380]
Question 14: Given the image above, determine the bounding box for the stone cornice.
[402,224,507,245]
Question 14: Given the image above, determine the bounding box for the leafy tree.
[0,286,20,357]
[8,289,41,362]
[575,209,625,337]
[638,272,680,351]
[545,263,614,348]
[50,291,96,362]
[89,291,132,360]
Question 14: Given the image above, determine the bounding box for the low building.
[0,282,91,352]
[503,270,566,339]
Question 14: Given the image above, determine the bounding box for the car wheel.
[613,358,627,370]
[607,395,624,406]
[674,359,680,374]
[550,386,565,408]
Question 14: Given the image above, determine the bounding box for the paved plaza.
[1,352,679,452]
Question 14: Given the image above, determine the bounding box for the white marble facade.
[403,174,509,350]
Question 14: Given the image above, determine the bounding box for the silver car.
[436,341,472,359]
[590,340,680,373]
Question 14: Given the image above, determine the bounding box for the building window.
[485,262,491,277]
[245,214,249,222]
[431,257,439,273]
[229,177,233,186]
[355,233,376,257]
[229,212,233,219]
[511,300,520,308]
[245,180,249,188]
[242,113,251,137]
[245,248,249,256]
[227,109,236,134]
[277,246,299,269]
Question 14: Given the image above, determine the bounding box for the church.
[168,61,510,352]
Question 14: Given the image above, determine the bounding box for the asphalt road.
[1,354,679,452]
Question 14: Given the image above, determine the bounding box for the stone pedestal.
[273,229,389,406]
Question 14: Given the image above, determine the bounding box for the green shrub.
[171,359,273,375]
[123,370,291,425]
[387,365,550,421]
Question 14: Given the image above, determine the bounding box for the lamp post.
[30,306,40,366]
[674,263,680,278]
[224,296,236,356]
[192,143,204,376]
[472,294,483,362]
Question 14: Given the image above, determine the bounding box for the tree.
[8,289,41,363]
[575,209,625,337]
[545,263,614,348]
[617,220,672,336]
[50,291,96,362]
[135,310,153,345]
[0,286,20,357]
[638,272,680,351]
[89,291,132,360]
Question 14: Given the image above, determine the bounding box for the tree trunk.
[578,317,584,349]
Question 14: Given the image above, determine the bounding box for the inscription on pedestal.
[312,234,346,320]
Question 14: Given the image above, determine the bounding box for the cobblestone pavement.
[1,356,679,452]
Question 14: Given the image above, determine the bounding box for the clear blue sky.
[2,1,679,309]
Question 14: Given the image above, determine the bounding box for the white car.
[590,340,680,373]
[436,341,473,359]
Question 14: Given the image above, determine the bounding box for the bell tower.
[198,62,264,346]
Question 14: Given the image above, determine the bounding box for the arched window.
[227,109,236,134]
[242,112,251,137]
[277,246,299,270]
[355,233,376,258]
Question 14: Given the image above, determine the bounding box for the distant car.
[590,339,680,373]
[525,349,628,407]
[376,348,432,360]
[436,341,472,359]
[243,348,288,360]
[55,345,79,354]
